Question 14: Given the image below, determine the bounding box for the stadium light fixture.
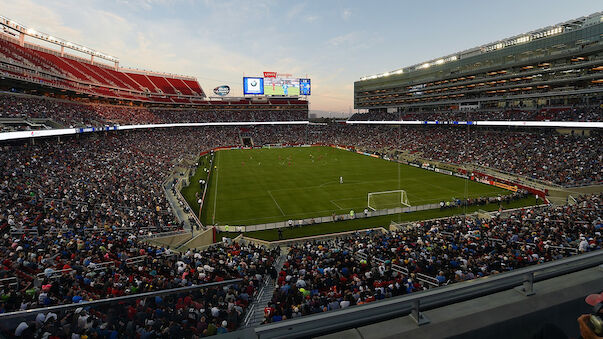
[0,15,119,63]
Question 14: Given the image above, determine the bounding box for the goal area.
[367,190,410,211]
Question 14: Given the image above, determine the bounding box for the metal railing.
[253,250,603,339]
[0,279,243,321]
[0,277,18,287]
[352,248,440,288]
[138,229,189,240]
[9,228,38,237]
[243,275,271,327]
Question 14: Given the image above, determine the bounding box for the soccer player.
[282,83,289,96]
[340,176,343,184]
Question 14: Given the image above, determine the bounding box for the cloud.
[342,9,352,20]
[305,16,319,23]
[286,2,306,19]
[326,33,356,47]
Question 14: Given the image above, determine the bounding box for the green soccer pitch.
[182,146,511,226]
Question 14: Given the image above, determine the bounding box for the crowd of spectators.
[0,93,600,187]
[0,127,298,336]
[1,124,600,241]
[0,127,254,236]
[0,94,100,127]
[300,125,602,187]
[349,106,603,122]
[0,94,308,127]
[265,194,601,323]
[0,120,599,335]
[1,230,279,337]
[3,93,602,130]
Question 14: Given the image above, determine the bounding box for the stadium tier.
[354,13,603,118]
[0,30,210,103]
[0,93,309,128]
[348,106,603,121]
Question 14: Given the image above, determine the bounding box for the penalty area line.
[330,200,345,209]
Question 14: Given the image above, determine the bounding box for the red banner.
[263,72,277,78]
[472,171,547,199]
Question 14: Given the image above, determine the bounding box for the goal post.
[367,190,410,211]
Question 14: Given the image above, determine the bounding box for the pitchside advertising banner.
[243,72,311,96]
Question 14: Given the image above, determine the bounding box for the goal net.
[367,190,410,211]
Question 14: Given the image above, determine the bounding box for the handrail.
[36,268,74,279]
[351,246,439,287]
[138,229,189,240]
[243,275,271,327]
[124,255,147,264]
[0,277,18,286]
[253,250,603,339]
[0,278,244,320]
[10,228,39,236]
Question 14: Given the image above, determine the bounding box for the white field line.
[267,190,286,216]
[330,200,345,209]
[212,153,220,224]
[223,191,506,225]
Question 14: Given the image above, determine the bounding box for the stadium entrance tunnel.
[242,137,253,147]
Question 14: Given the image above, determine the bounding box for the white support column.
[18,32,25,47]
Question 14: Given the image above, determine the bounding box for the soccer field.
[192,146,509,226]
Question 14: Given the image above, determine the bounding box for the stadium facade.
[354,12,603,112]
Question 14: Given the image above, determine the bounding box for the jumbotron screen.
[299,78,311,95]
[263,72,300,96]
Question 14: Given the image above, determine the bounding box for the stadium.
[0,4,601,339]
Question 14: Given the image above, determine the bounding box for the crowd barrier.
[215,203,441,233]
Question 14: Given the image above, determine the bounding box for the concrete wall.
[179,227,214,251]
[146,232,192,248]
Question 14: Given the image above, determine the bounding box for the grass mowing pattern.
[187,146,510,226]
[229,196,538,241]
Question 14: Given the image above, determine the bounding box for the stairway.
[243,248,289,328]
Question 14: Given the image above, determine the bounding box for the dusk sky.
[2,0,601,116]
